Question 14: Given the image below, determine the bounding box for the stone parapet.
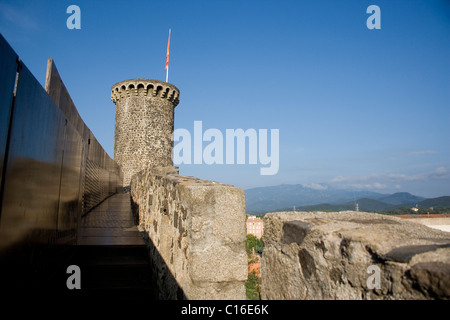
[261,211,450,300]
[130,167,248,300]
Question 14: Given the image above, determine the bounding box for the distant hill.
[416,196,450,208]
[244,184,387,212]
[244,184,447,215]
[272,198,398,214]
[343,198,399,211]
[376,192,425,205]
[277,203,354,213]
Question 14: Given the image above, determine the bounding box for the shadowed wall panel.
[0,61,66,271]
[0,36,123,289]
[56,122,84,245]
[0,34,18,200]
[45,59,123,214]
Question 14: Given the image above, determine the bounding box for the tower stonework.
[111,79,180,186]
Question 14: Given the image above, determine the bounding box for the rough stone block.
[190,246,248,283]
[261,211,450,300]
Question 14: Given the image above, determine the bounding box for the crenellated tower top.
[111,79,180,107]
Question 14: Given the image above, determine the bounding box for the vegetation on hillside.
[378,206,450,215]
[246,270,261,300]
[246,190,450,216]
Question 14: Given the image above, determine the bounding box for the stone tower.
[111,79,180,186]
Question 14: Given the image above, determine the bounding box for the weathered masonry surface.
[111,79,180,186]
[261,211,450,300]
[130,166,248,299]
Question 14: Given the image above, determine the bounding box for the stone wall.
[111,79,180,186]
[261,211,450,300]
[130,167,248,300]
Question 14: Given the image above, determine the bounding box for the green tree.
[245,270,261,300]
[398,206,412,214]
[246,234,263,257]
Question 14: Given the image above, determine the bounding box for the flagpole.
[165,28,171,83]
[166,65,169,83]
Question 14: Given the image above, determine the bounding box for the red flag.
[165,29,171,70]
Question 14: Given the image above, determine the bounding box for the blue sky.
[1,0,449,197]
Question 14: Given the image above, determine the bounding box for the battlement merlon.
[111,79,180,107]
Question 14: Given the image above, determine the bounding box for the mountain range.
[244,184,450,214]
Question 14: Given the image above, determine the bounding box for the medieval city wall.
[130,166,248,299]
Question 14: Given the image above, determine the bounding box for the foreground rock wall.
[130,167,247,300]
[261,211,450,300]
